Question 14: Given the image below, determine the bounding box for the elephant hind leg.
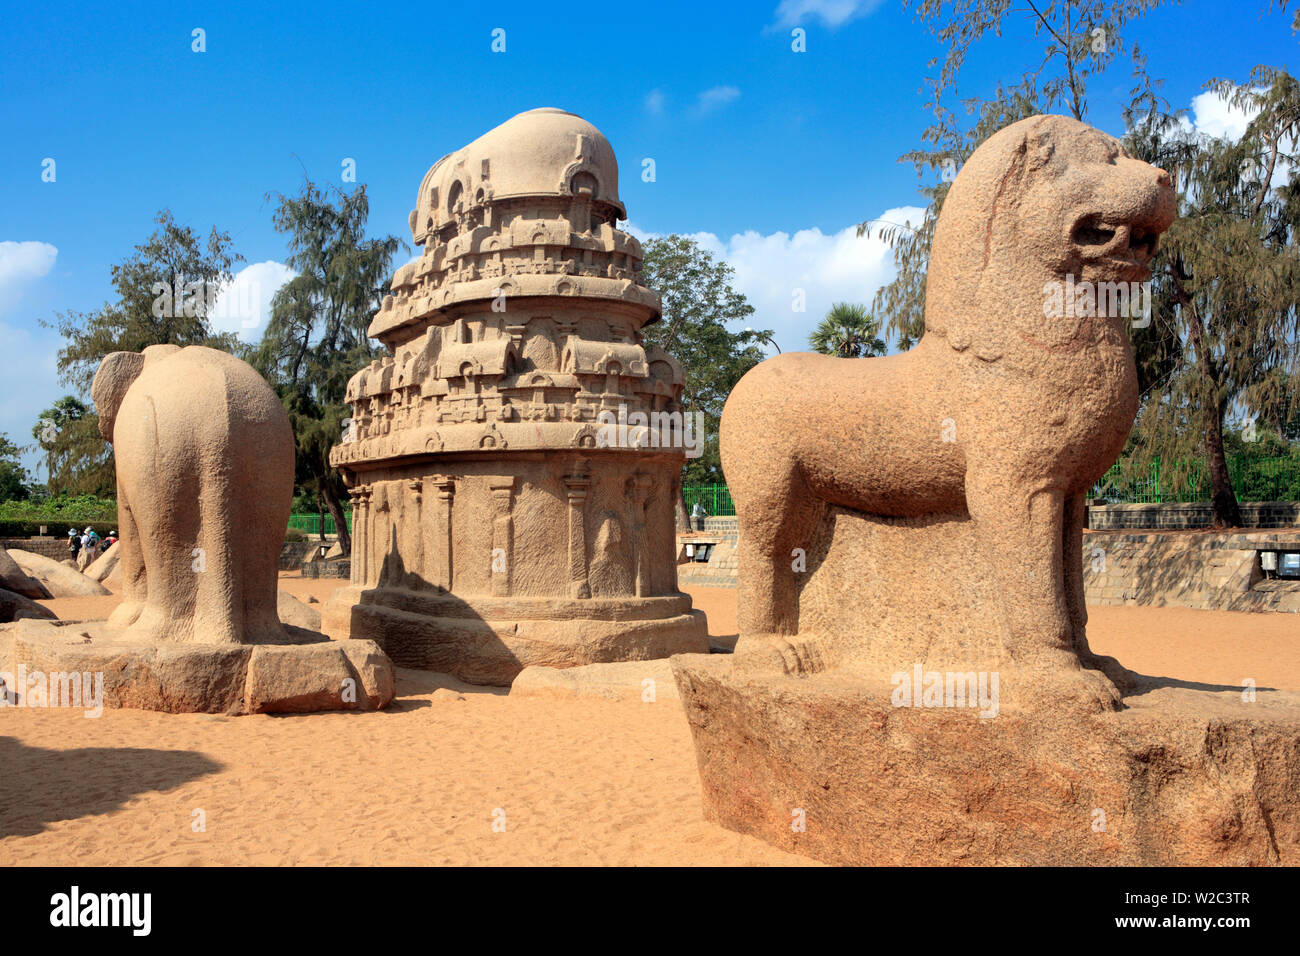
[105,490,145,631]
[205,440,290,645]
[190,470,283,645]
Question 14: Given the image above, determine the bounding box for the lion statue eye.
[1073,220,1116,246]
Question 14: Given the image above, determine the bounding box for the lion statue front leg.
[965,474,1122,714]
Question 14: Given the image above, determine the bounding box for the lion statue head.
[924,115,1176,364]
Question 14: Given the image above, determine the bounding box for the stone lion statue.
[720,115,1175,712]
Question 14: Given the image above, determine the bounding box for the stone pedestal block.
[672,654,1300,866]
[2,620,395,715]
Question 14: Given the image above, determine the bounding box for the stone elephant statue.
[92,344,295,644]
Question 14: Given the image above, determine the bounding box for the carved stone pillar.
[488,477,516,596]
[431,476,455,590]
[407,478,424,588]
[563,462,592,599]
[370,482,390,587]
[629,474,653,597]
[350,485,369,587]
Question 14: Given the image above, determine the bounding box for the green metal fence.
[1089,455,1300,504]
[288,512,354,536]
[683,484,735,516]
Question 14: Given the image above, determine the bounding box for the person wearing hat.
[68,528,82,563]
[78,527,99,571]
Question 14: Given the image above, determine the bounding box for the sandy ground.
[4,573,1298,865]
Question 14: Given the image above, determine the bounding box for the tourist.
[67,528,81,563]
[78,527,98,571]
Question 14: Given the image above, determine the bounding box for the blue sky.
[2,0,1298,476]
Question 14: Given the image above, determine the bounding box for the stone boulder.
[245,640,395,713]
[0,587,57,623]
[277,589,322,631]
[84,541,120,583]
[8,549,111,598]
[0,548,49,599]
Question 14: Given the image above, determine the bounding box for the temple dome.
[408,108,625,245]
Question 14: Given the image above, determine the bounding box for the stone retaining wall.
[1088,501,1300,530]
[701,516,739,534]
[1082,530,1300,612]
[677,532,738,589]
[302,558,351,579]
[280,541,322,571]
[1,536,72,561]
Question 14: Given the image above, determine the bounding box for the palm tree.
[809,303,886,358]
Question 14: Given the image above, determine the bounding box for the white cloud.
[1190,89,1257,141]
[645,89,666,116]
[1186,89,1291,189]
[629,205,924,353]
[0,241,58,314]
[209,260,296,342]
[697,85,740,114]
[771,0,883,30]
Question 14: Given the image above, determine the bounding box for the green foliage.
[0,433,33,502]
[1120,67,1300,522]
[809,303,887,358]
[255,180,406,554]
[0,494,119,539]
[42,210,244,396]
[31,396,115,497]
[0,494,118,521]
[638,234,770,484]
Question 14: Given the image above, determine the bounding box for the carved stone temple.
[321,108,708,684]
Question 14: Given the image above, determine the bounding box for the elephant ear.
[91,351,147,441]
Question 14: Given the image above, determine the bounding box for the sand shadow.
[0,735,222,838]
[1116,670,1282,701]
